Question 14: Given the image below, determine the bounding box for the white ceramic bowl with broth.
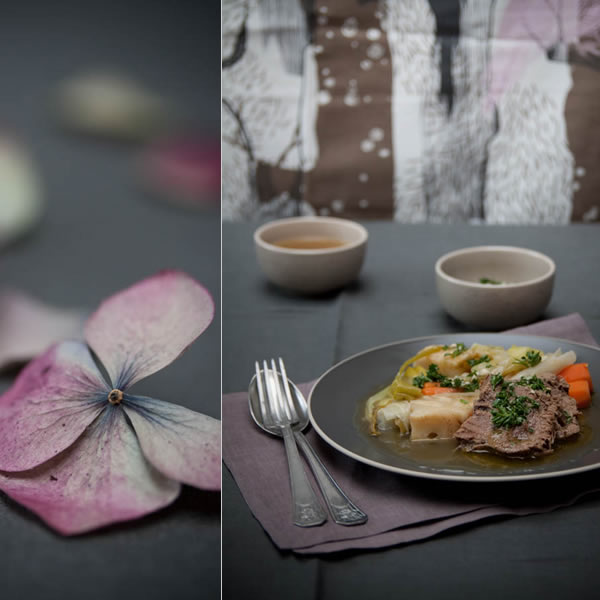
[254,217,368,294]
[435,246,555,329]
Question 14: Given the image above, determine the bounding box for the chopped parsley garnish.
[490,376,545,429]
[561,409,573,424]
[461,377,480,392]
[412,363,479,391]
[467,355,491,369]
[412,374,429,388]
[513,350,542,368]
[413,364,454,388]
[490,373,504,389]
[413,364,453,387]
[517,375,549,392]
[425,364,445,383]
[445,343,466,357]
[480,277,502,284]
[492,394,540,428]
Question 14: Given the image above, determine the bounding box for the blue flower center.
[108,389,123,405]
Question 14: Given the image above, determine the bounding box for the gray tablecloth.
[0,3,220,599]
[222,221,600,599]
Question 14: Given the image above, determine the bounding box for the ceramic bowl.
[254,217,368,294]
[435,246,555,330]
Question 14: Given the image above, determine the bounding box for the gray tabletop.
[223,221,600,599]
[0,3,220,599]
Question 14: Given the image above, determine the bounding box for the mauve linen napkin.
[222,313,600,554]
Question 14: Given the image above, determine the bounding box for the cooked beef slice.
[549,375,581,439]
[454,374,580,458]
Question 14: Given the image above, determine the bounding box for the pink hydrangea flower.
[0,270,220,535]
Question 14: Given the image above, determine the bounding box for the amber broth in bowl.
[272,236,347,250]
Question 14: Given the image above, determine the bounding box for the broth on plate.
[355,400,591,471]
[359,340,594,471]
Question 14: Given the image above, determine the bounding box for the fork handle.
[280,425,327,527]
[294,432,368,526]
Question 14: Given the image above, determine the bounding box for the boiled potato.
[409,394,475,441]
[376,401,411,433]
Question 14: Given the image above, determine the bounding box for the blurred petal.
[0,139,44,247]
[0,289,85,370]
[55,71,171,142]
[85,271,214,389]
[0,341,107,472]
[140,137,221,209]
[0,408,180,535]
[124,395,221,490]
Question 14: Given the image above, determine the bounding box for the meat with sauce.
[454,374,579,458]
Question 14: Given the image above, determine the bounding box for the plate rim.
[308,333,600,483]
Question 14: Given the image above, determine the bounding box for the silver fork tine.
[278,357,299,422]
[255,361,270,427]
[271,358,293,422]
[263,360,281,422]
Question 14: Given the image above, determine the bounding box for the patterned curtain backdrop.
[222,0,600,224]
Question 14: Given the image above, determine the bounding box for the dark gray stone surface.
[0,2,220,599]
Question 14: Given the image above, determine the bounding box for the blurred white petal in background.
[54,71,171,141]
[0,140,44,246]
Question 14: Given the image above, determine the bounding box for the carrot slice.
[559,363,593,391]
[421,386,456,395]
[568,380,592,409]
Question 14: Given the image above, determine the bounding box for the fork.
[276,359,368,526]
[256,360,327,527]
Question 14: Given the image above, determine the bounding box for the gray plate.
[308,334,600,482]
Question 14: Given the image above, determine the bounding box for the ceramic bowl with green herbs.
[435,246,555,330]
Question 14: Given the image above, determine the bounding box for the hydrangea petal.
[84,271,214,389]
[55,71,170,141]
[123,395,221,490]
[140,137,221,208]
[0,139,44,246]
[0,289,85,370]
[0,408,180,535]
[0,341,108,472]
